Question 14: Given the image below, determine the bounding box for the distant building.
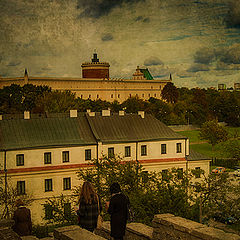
[0,110,210,224]
[218,83,226,91]
[0,53,171,103]
[234,83,240,91]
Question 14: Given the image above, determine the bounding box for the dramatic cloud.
[144,56,164,66]
[194,48,215,64]
[101,33,114,41]
[187,63,209,72]
[226,0,240,28]
[135,16,150,22]
[77,0,145,18]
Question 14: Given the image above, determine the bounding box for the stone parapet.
[54,225,106,240]
[152,214,240,240]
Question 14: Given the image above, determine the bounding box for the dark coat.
[108,193,129,238]
[13,206,32,236]
[77,196,102,232]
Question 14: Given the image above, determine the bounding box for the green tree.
[121,96,148,113]
[222,140,240,160]
[161,82,179,103]
[199,120,228,149]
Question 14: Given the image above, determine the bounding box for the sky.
[1,0,240,89]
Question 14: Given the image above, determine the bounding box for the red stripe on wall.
[1,158,186,174]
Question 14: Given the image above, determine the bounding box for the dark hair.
[110,182,121,194]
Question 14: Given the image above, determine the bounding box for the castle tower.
[81,53,110,79]
[132,66,145,80]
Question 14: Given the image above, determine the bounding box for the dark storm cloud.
[101,33,113,41]
[144,56,164,66]
[187,63,209,72]
[135,16,150,23]
[225,1,240,28]
[7,61,21,67]
[77,0,145,18]
[194,48,215,64]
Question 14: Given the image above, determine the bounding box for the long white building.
[0,110,210,223]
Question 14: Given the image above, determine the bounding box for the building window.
[142,94,144,98]
[195,167,201,178]
[176,143,182,153]
[64,203,71,218]
[97,94,99,98]
[161,144,166,154]
[63,177,71,190]
[129,94,131,97]
[45,179,53,192]
[108,147,114,158]
[118,94,120,98]
[111,94,113,98]
[16,154,24,166]
[154,93,156,97]
[85,149,91,160]
[148,93,150,97]
[136,94,138,97]
[125,146,131,157]
[62,151,69,163]
[80,94,83,99]
[44,152,52,164]
[141,145,147,156]
[177,168,183,179]
[17,181,25,195]
[160,86,161,90]
[44,205,53,220]
[89,94,91,98]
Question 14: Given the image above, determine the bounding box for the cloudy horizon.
[1,0,240,89]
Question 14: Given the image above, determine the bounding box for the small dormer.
[132,66,145,80]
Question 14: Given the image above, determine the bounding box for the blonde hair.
[80,181,97,204]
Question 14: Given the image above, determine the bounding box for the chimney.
[70,110,78,118]
[102,109,110,116]
[138,111,145,118]
[89,112,95,117]
[119,110,125,116]
[24,111,30,119]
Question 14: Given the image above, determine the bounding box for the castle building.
[0,53,171,102]
[0,110,210,224]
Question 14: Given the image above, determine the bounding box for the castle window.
[148,94,150,97]
[89,94,91,98]
[142,94,144,98]
[154,93,156,97]
[129,94,131,97]
[111,94,113,98]
[97,94,99,98]
[80,95,83,98]
[118,94,120,98]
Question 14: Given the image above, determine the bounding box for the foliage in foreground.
[42,156,240,227]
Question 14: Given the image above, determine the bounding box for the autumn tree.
[161,82,179,103]
[199,120,228,149]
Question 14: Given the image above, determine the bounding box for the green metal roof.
[187,149,211,161]
[0,117,96,150]
[86,113,186,144]
[0,113,187,151]
[140,68,153,80]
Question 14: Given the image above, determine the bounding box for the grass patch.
[178,130,201,143]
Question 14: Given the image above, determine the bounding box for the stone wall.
[152,214,240,240]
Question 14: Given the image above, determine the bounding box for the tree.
[222,140,240,160]
[75,156,196,225]
[121,96,148,113]
[161,82,179,103]
[199,120,228,149]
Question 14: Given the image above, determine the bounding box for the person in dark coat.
[107,182,129,240]
[76,181,102,232]
[12,199,32,236]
